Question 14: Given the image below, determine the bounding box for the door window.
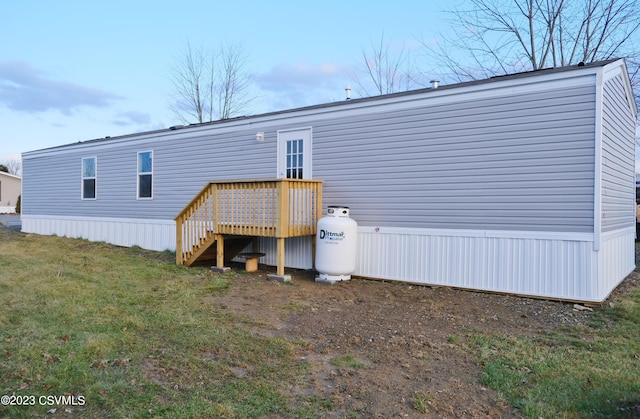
[277,128,311,179]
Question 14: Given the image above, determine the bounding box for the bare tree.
[217,42,254,120]
[426,0,640,83]
[1,159,21,176]
[169,41,253,124]
[352,32,424,97]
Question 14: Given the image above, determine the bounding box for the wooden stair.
[184,235,252,267]
[175,179,323,276]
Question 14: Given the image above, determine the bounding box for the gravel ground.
[204,256,640,418]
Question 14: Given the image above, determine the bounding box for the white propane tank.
[315,206,358,284]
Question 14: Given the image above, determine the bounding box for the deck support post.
[175,215,183,265]
[211,234,230,273]
[311,234,316,270]
[267,237,291,282]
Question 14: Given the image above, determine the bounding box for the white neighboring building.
[0,171,21,213]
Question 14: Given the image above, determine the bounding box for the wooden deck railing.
[175,179,323,271]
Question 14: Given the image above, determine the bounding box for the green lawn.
[0,232,316,418]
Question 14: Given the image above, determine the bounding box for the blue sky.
[0,0,448,163]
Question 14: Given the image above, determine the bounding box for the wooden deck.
[175,179,323,276]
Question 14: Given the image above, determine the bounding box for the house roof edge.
[22,59,624,158]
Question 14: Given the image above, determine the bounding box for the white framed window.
[81,157,97,200]
[277,128,312,179]
[137,151,153,199]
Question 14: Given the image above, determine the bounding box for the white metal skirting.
[248,236,315,269]
[239,226,634,302]
[20,216,635,302]
[597,228,636,299]
[355,226,634,302]
[21,215,175,252]
[20,215,316,268]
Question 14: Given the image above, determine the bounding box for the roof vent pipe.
[430,80,440,89]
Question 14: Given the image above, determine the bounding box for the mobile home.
[22,59,638,302]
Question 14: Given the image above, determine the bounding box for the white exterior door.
[277,128,312,179]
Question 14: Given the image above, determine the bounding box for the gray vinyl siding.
[23,72,602,234]
[314,84,596,232]
[23,128,277,220]
[601,74,636,232]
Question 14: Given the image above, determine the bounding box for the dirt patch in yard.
[205,263,640,418]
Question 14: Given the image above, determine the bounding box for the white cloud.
[0,60,123,115]
[252,62,351,111]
